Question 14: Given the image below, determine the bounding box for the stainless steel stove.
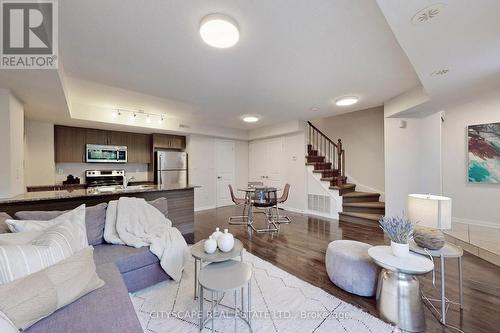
[85,169,125,188]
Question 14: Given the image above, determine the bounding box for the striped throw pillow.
[0,218,87,285]
[5,205,88,249]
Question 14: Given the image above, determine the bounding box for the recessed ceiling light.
[411,4,444,25]
[335,96,359,106]
[242,115,260,123]
[200,14,239,48]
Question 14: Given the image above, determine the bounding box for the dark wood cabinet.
[54,126,154,164]
[152,133,186,150]
[127,133,151,163]
[85,129,108,145]
[54,126,86,162]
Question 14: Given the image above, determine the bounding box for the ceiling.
[2,1,499,134]
[57,0,419,129]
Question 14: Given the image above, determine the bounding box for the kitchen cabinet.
[127,133,151,163]
[54,126,153,164]
[152,133,186,150]
[54,126,86,163]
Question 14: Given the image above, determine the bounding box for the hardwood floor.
[194,205,500,333]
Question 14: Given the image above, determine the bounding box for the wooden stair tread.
[330,183,355,190]
[339,212,383,221]
[343,202,385,208]
[342,191,380,198]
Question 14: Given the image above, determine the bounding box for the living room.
[1,1,500,333]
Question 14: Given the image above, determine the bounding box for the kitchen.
[0,124,195,236]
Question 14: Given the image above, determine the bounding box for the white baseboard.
[194,205,216,212]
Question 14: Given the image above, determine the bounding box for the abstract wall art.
[468,122,500,183]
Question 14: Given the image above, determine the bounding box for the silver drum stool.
[368,246,434,333]
[199,260,252,332]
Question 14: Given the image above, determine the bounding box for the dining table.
[237,187,280,232]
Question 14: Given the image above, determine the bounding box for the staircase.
[306,122,385,225]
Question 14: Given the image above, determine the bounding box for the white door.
[249,141,266,183]
[265,139,284,189]
[215,140,236,207]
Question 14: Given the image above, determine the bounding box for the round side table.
[368,246,434,333]
[410,240,464,325]
[191,239,244,299]
[198,260,252,333]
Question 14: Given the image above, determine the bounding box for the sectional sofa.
[0,199,183,333]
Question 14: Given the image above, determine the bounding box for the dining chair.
[274,183,291,223]
[228,184,249,225]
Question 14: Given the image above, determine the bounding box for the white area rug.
[130,250,395,333]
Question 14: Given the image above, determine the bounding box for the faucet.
[123,176,136,189]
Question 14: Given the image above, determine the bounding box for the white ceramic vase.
[217,229,234,253]
[391,241,409,257]
[204,236,217,254]
[211,227,223,241]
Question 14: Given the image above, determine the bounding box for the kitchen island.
[0,185,195,236]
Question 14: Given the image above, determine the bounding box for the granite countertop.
[0,185,197,204]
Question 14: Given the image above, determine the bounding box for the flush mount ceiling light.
[200,14,239,48]
[411,4,444,25]
[335,96,359,106]
[242,115,260,123]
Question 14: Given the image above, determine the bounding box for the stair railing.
[306,121,345,184]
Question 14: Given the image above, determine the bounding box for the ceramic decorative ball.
[211,227,223,241]
[204,236,217,254]
[217,229,234,253]
[413,226,445,250]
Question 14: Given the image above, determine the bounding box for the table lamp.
[407,194,452,249]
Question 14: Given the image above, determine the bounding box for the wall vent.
[308,194,331,214]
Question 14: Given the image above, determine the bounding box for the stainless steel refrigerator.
[155,151,188,188]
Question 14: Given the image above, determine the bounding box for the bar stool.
[228,184,249,225]
[199,260,252,332]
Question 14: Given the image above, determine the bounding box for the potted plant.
[379,216,414,257]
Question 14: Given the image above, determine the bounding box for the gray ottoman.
[325,240,380,297]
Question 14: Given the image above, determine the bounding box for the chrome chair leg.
[274,205,291,224]
[229,203,250,225]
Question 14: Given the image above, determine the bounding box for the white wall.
[442,90,500,226]
[24,120,56,186]
[249,132,307,212]
[384,111,442,216]
[311,106,385,194]
[0,90,25,198]
[187,135,249,211]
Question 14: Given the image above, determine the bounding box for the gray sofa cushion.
[24,263,142,333]
[94,244,159,273]
[0,213,11,234]
[15,203,108,245]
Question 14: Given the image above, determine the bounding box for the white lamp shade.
[407,194,452,230]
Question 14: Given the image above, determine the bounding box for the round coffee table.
[198,260,252,332]
[368,246,434,333]
[191,238,244,299]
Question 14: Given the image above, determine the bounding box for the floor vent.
[308,194,331,214]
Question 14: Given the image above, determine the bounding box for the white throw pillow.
[0,311,19,333]
[5,205,88,249]
[0,218,87,285]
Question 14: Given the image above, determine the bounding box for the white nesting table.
[191,239,244,300]
[368,246,434,333]
[410,240,464,325]
[198,260,252,332]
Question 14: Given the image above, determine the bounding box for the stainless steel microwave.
[86,144,127,163]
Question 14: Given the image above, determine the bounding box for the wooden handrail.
[307,121,337,147]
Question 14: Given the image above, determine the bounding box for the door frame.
[215,139,236,207]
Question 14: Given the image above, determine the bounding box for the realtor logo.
[1,0,58,69]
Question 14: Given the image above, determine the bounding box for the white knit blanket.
[104,197,188,281]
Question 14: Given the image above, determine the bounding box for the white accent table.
[191,239,244,300]
[368,246,434,333]
[198,260,252,332]
[409,240,464,325]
